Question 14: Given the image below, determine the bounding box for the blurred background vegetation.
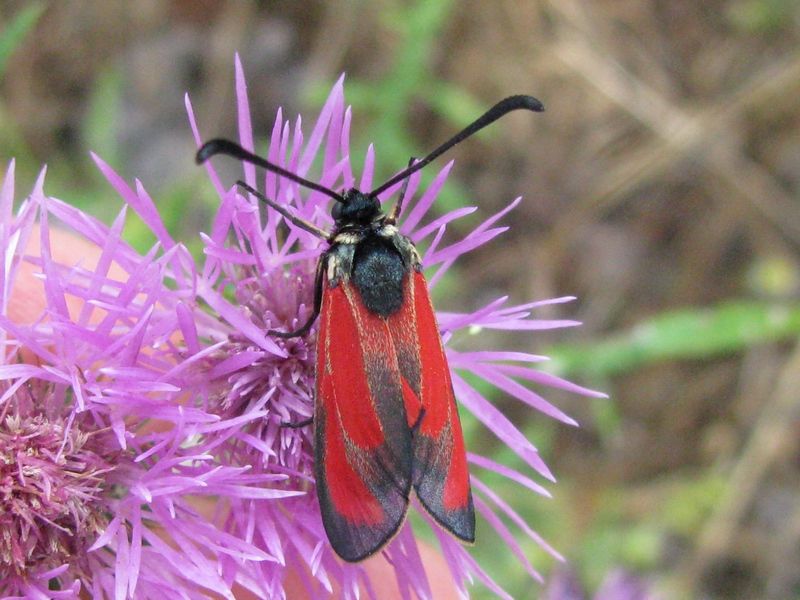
[2,1,799,598]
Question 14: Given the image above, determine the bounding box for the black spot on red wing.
[386,271,422,399]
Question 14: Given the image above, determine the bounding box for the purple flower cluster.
[0,56,603,598]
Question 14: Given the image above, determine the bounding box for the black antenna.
[196,138,345,203]
[368,95,544,199]
[196,94,544,206]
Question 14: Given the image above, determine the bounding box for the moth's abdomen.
[352,236,406,318]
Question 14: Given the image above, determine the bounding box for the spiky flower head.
[0,401,114,579]
[0,162,282,599]
[184,56,603,598]
[0,54,603,598]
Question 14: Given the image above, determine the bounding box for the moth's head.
[332,189,383,227]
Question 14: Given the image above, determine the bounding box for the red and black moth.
[196,95,544,562]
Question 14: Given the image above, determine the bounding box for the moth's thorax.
[325,221,422,318]
[326,225,420,281]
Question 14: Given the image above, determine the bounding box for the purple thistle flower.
[0,162,282,598]
[185,56,604,598]
[0,54,603,598]
[0,399,114,580]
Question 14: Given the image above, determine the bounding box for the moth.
[197,94,544,562]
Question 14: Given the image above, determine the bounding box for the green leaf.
[546,301,800,379]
